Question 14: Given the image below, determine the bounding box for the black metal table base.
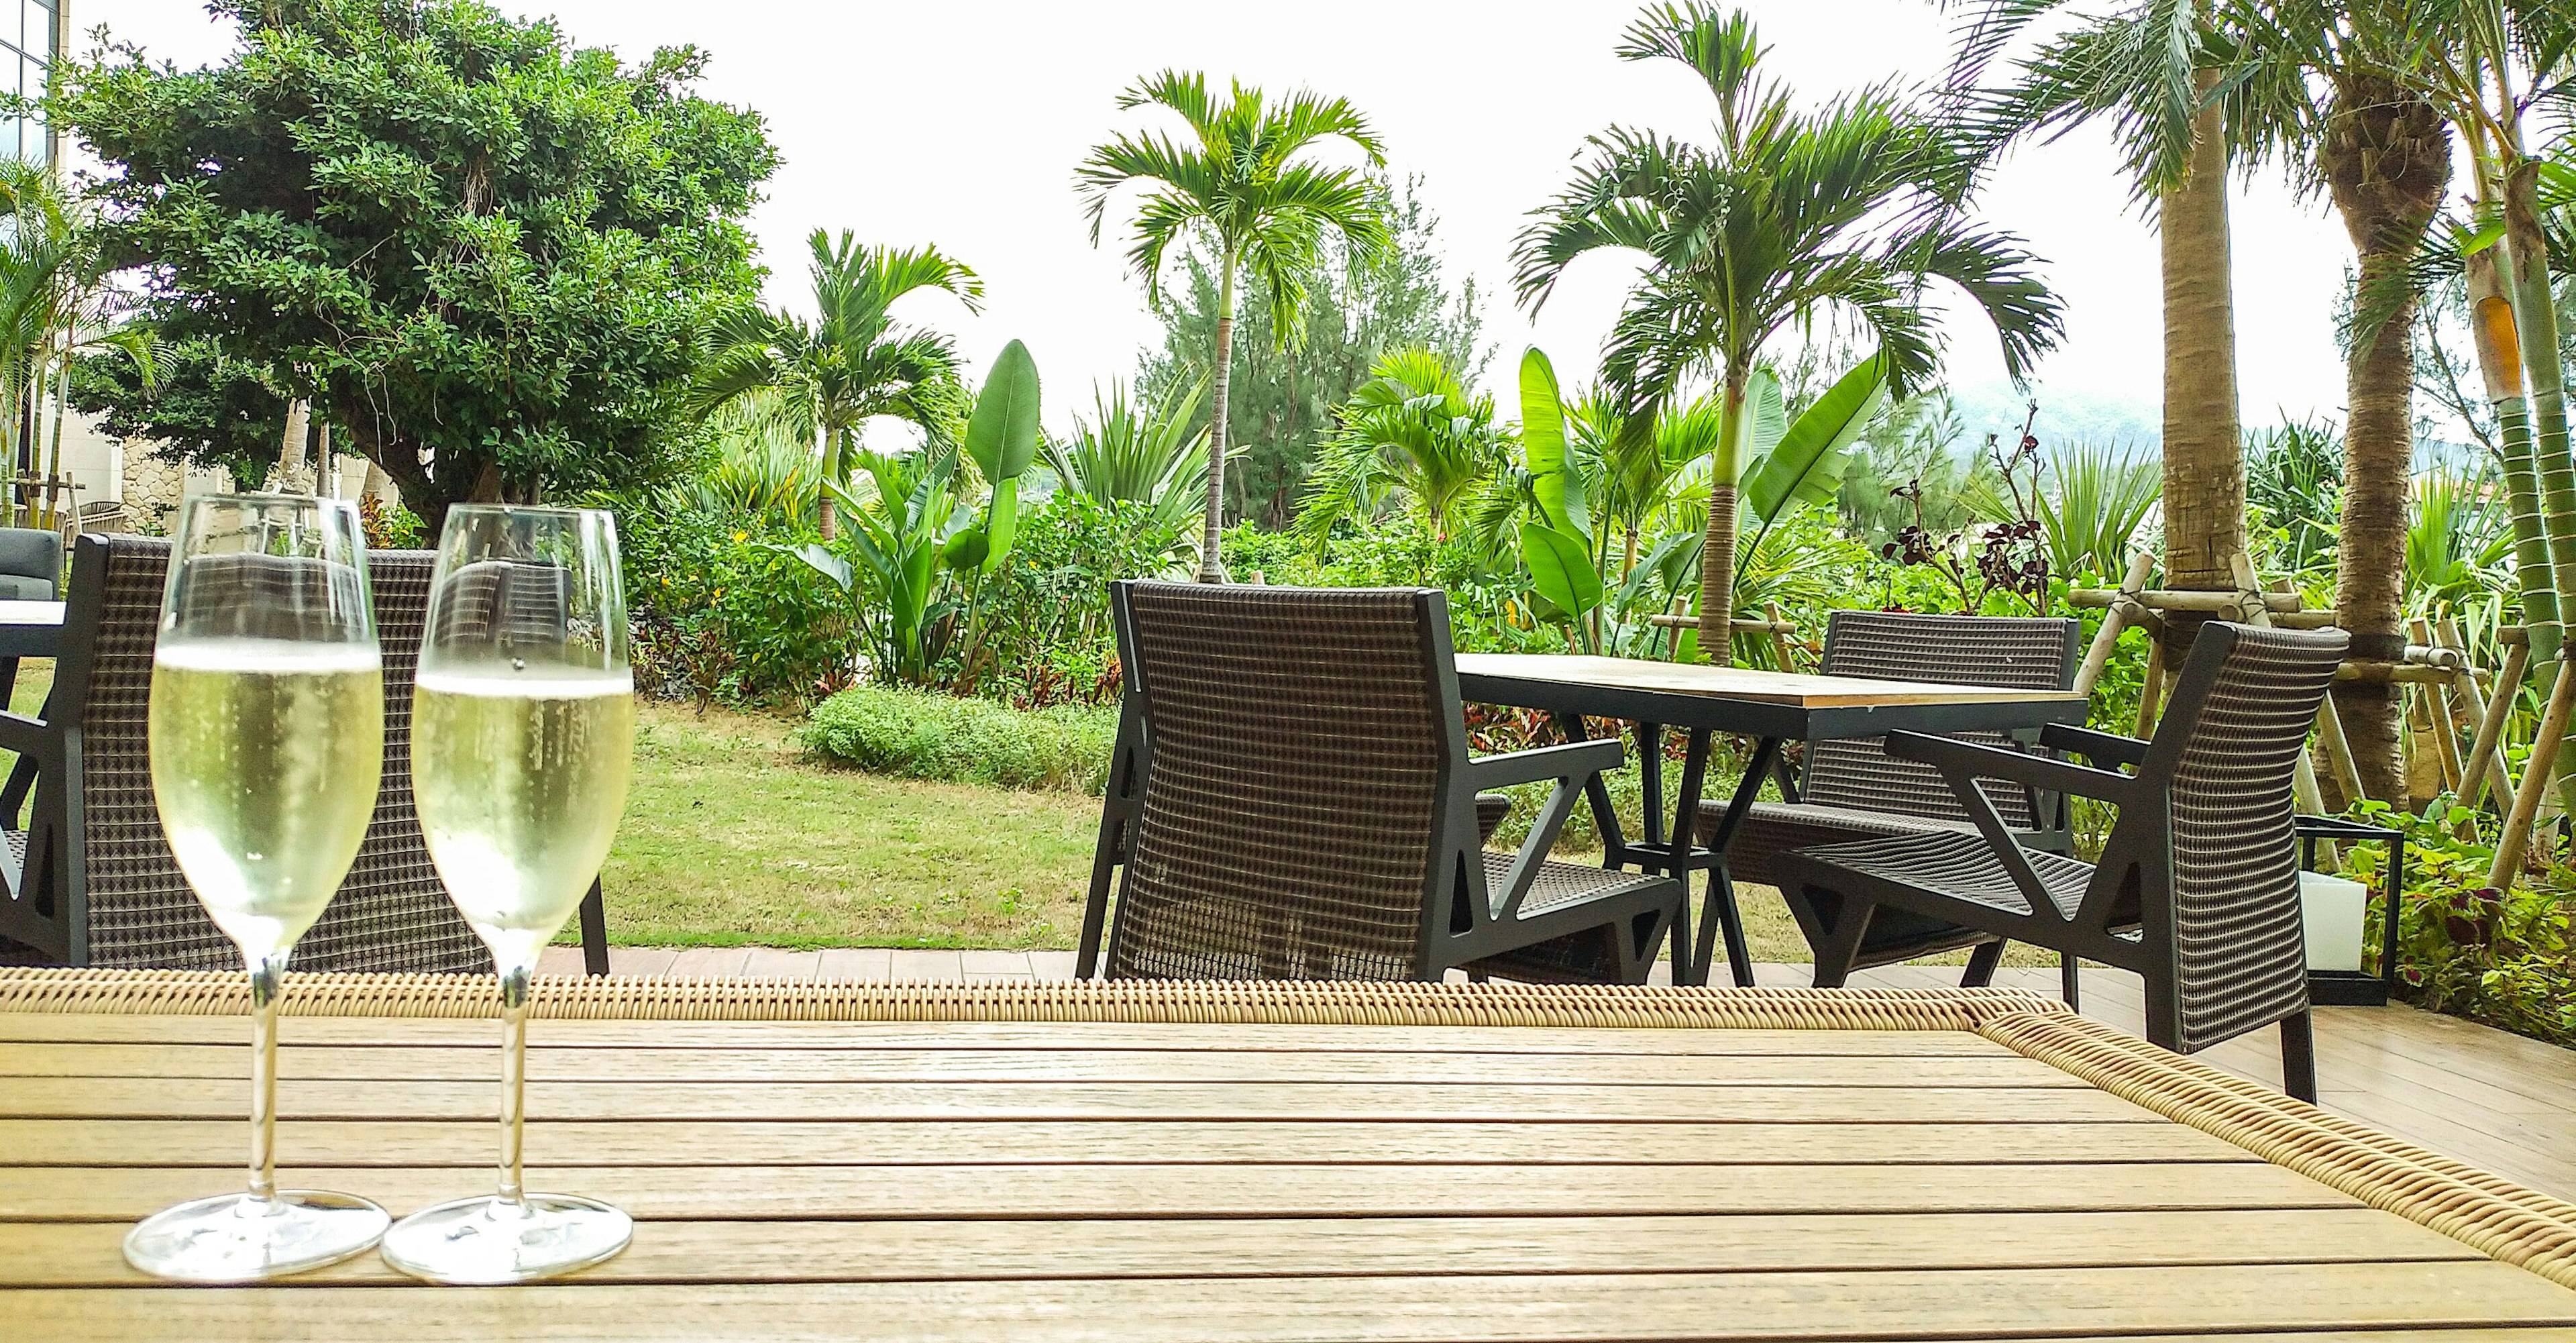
[1555,713,1772,988]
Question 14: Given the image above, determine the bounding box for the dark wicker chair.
[1696,610,2080,987]
[1086,580,1683,983]
[0,534,609,972]
[1774,621,2347,1101]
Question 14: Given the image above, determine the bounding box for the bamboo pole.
[1766,602,1794,674]
[2459,635,2524,811]
[2489,660,2576,890]
[2073,552,2153,700]
[2134,640,2167,740]
[2410,618,2463,797]
[2065,588,2300,613]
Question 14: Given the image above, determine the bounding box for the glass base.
[124,1190,390,1282]
[380,1193,633,1284]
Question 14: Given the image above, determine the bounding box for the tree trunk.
[816,421,837,541]
[1198,253,1238,583]
[276,398,312,494]
[2157,70,2245,661]
[2322,75,2448,805]
[1697,370,1748,663]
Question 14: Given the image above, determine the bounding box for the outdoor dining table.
[5,967,2576,1340]
[1454,653,2090,989]
[0,598,63,707]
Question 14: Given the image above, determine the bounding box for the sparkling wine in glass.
[380,503,636,1283]
[124,494,392,1281]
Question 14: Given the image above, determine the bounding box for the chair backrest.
[46,535,482,971]
[2120,621,2347,1053]
[1803,610,2080,827]
[1105,581,1461,981]
[0,527,60,600]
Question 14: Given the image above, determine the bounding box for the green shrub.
[801,686,1120,793]
[615,500,856,708]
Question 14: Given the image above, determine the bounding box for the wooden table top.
[3,971,2573,1340]
[1456,653,2090,710]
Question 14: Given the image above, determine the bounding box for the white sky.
[75,0,2361,447]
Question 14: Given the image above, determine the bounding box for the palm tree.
[1954,0,2249,643]
[1297,347,1512,547]
[696,229,981,540]
[2223,0,2455,803]
[1576,390,1726,580]
[1517,5,2063,655]
[1077,70,1391,581]
[0,160,151,528]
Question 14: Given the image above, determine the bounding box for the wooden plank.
[0,1016,2023,1057]
[0,1159,2359,1222]
[0,1117,2259,1169]
[1456,652,2090,708]
[0,1207,2477,1288]
[0,1042,2084,1088]
[9,1263,2570,1341]
[0,1077,2164,1124]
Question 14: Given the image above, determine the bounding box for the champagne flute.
[125,494,391,1281]
[380,503,636,1283]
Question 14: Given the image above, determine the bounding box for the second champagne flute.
[379,504,636,1283]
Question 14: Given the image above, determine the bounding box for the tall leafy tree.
[1955,0,2249,651]
[695,230,982,541]
[1077,70,1391,580]
[2224,0,2455,803]
[58,0,778,535]
[1136,177,1487,528]
[1517,5,2062,655]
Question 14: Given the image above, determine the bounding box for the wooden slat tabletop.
[4,972,2575,1341]
[1453,652,2094,708]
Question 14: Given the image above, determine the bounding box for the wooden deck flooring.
[535,944,2576,1203]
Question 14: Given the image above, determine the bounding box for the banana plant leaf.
[1521,523,1603,649]
[1519,347,1589,539]
[965,339,1042,485]
[1741,354,1887,526]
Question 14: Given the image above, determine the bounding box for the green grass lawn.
[0,655,1859,963]
[605,701,1100,949]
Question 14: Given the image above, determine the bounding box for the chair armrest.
[1468,737,1624,790]
[2040,723,2148,769]
[1884,731,2142,806]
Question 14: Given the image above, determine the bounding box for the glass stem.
[496,960,533,1210]
[246,953,284,1205]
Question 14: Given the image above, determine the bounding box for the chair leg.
[578,879,610,977]
[1807,894,1873,990]
[2059,953,2082,1010]
[1960,939,2004,987]
[2279,1011,2318,1104]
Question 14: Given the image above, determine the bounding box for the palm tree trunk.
[1697,369,1748,663]
[2324,78,2448,805]
[815,421,837,541]
[2157,69,2246,660]
[42,356,67,527]
[1197,252,1238,584]
[2332,269,2416,803]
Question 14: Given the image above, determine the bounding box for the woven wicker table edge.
[0,967,2064,1030]
[1980,1008,2576,1292]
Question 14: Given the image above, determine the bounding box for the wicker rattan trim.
[1983,1008,2576,1289]
[0,967,2059,1031]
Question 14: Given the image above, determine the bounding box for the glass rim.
[441,502,612,522]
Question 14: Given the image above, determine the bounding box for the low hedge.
[800,686,1120,793]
